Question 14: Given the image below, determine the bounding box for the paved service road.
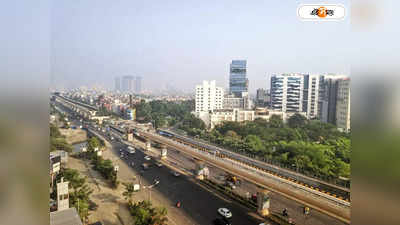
[107,139,265,225]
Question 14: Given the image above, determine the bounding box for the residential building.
[121,75,134,92]
[256,88,270,107]
[115,77,121,91]
[223,92,252,109]
[318,74,348,124]
[270,74,304,113]
[254,107,307,122]
[195,80,224,113]
[302,74,323,119]
[336,78,351,132]
[135,76,142,93]
[229,60,248,97]
[209,109,255,129]
[126,108,136,120]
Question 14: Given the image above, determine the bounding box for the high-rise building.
[115,77,121,91]
[195,80,224,113]
[256,88,270,107]
[302,74,323,119]
[121,75,134,92]
[336,78,351,132]
[135,76,142,93]
[270,74,304,113]
[229,60,248,97]
[223,92,252,109]
[319,75,348,124]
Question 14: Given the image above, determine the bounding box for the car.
[259,223,270,225]
[130,162,135,167]
[144,156,151,161]
[212,218,231,225]
[155,162,163,168]
[173,171,180,177]
[217,208,232,219]
[226,182,236,189]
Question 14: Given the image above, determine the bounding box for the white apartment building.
[209,109,255,129]
[195,80,224,113]
[254,107,307,122]
[336,78,351,132]
[303,74,322,119]
[223,92,252,110]
[270,74,304,113]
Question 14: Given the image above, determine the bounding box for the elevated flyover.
[138,130,351,224]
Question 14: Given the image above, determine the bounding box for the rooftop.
[50,207,83,225]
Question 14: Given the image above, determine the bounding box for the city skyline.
[51,1,350,93]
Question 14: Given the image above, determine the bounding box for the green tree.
[288,113,307,128]
[123,182,136,201]
[128,200,168,225]
[269,115,284,128]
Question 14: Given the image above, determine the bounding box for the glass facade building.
[229,60,248,97]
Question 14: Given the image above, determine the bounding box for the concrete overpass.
[53,94,109,124]
[137,130,351,224]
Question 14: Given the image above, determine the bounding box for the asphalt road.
[109,140,265,225]
[55,103,347,225]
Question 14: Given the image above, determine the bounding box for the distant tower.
[115,77,121,91]
[135,76,142,93]
[57,177,69,211]
[122,75,134,92]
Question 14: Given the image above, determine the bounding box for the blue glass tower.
[229,60,248,97]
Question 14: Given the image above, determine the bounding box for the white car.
[217,208,232,219]
[173,171,180,177]
[144,156,151,161]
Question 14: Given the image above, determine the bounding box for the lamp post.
[143,179,159,202]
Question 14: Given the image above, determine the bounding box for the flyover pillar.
[146,141,151,151]
[194,160,209,180]
[160,145,167,160]
[257,190,271,216]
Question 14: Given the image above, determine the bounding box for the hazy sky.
[51,0,350,93]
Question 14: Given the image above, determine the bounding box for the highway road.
[130,138,348,225]
[101,134,267,225]
[53,99,350,224]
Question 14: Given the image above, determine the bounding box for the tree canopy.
[197,114,351,180]
[128,200,168,225]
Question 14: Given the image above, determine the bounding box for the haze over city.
[51,0,350,93]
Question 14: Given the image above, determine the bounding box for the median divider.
[199,179,257,210]
[198,179,300,225]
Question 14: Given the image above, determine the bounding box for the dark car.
[213,218,231,225]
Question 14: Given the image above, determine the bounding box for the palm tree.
[151,206,168,225]
[122,182,135,201]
